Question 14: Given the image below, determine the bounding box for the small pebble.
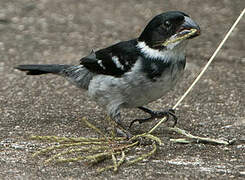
[8,48,16,55]
[240,172,245,176]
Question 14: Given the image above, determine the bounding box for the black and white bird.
[16,11,200,137]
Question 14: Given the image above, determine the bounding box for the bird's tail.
[15,64,93,90]
[15,64,72,75]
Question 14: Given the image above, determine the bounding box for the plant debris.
[31,116,234,173]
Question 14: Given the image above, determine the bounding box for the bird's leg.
[108,106,132,139]
[114,113,132,139]
[129,106,177,128]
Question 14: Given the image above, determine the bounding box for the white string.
[173,8,245,109]
[149,8,245,134]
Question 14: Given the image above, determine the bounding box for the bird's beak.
[178,16,201,39]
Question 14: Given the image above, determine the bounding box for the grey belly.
[88,67,184,109]
[121,72,181,108]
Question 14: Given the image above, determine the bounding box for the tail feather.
[15,64,71,75]
[61,65,93,89]
[16,64,93,90]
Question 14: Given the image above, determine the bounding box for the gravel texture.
[0,0,245,179]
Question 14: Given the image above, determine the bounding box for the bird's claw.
[130,136,153,146]
[129,117,152,128]
[115,127,133,139]
[129,109,178,128]
[166,109,178,127]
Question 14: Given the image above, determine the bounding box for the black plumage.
[80,39,139,77]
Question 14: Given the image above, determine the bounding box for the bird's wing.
[80,39,139,76]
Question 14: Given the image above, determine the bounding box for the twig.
[167,127,230,145]
[56,152,111,163]
[97,151,126,173]
[126,143,157,165]
[130,133,162,145]
[31,135,124,143]
[81,117,108,140]
[32,142,107,157]
[44,145,110,164]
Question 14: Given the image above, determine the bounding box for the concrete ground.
[0,0,245,179]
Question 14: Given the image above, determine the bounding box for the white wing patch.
[97,60,106,69]
[112,56,124,70]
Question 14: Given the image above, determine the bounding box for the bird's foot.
[115,127,133,139]
[129,108,177,128]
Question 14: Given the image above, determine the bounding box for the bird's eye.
[164,20,171,29]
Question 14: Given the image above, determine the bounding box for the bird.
[16,11,201,138]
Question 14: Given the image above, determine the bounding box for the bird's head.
[138,11,200,50]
